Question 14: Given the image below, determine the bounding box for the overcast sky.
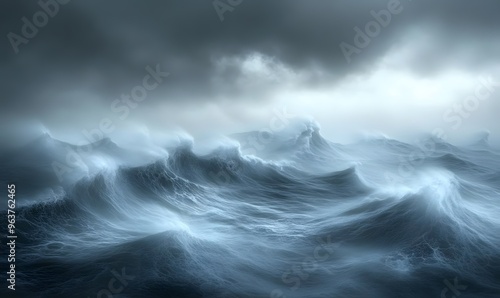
[1,0,499,146]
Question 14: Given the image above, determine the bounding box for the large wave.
[1,120,499,297]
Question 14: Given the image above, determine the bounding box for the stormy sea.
[1,120,500,298]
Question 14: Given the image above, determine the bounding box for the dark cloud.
[1,0,499,127]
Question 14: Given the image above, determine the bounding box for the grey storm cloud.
[1,0,499,119]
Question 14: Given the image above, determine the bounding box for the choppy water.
[1,120,500,297]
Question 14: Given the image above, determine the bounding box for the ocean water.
[1,120,500,297]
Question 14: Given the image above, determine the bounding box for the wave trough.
[1,121,500,298]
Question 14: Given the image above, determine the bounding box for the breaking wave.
[1,120,499,297]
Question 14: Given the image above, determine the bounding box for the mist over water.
[1,119,499,297]
[2,1,500,297]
